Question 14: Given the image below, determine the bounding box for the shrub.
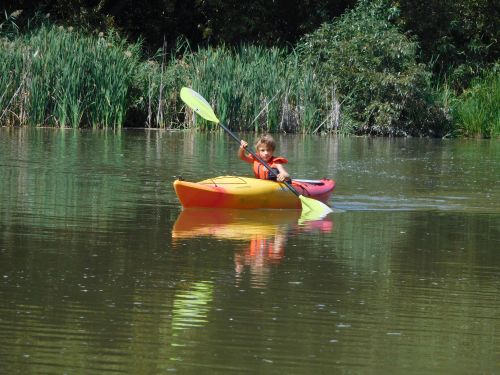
[296,0,450,136]
[452,67,500,138]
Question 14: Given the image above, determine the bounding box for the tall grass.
[452,70,500,138]
[174,45,342,133]
[0,39,25,125]
[0,25,140,128]
[187,46,289,131]
[0,7,379,132]
[8,18,497,137]
[0,24,354,133]
[132,39,189,129]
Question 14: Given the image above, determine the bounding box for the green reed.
[0,39,25,125]
[2,25,339,132]
[0,25,140,128]
[134,39,189,129]
[452,70,500,138]
[156,45,331,133]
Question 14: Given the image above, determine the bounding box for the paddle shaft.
[218,122,301,197]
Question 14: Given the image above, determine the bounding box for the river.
[0,128,499,374]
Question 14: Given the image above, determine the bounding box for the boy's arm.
[275,164,290,182]
[238,140,253,163]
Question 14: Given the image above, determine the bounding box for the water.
[0,128,499,374]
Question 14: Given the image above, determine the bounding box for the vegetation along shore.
[1,0,498,137]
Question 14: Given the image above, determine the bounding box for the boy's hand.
[277,173,290,182]
[240,140,248,149]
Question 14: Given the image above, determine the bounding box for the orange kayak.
[173,176,335,209]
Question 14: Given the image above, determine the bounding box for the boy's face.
[256,144,274,162]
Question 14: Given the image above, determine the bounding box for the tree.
[297,0,449,135]
[3,0,355,52]
[395,0,500,89]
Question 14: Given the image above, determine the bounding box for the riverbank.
[1,4,498,137]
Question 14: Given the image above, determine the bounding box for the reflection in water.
[172,209,334,287]
[2,130,498,374]
[234,228,288,288]
[172,281,214,331]
[169,281,214,361]
[172,209,301,240]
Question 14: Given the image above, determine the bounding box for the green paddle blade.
[180,87,220,124]
[298,195,333,222]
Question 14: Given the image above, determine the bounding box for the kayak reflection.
[172,208,301,240]
[172,209,334,287]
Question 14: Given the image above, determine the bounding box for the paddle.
[179,87,333,218]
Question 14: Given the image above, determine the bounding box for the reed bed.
[163,45,338,133]
[10,22,491,136]
[0,25,140,128]
[0,24,352,133]
[1,17,497,137]
[138,44,333,132]
[0,39,25,125]
[186,46,290,131]
[133,40,189,129]
[453,70,500,138]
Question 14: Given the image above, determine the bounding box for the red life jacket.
[250,155,288,180]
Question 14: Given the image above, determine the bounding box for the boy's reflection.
[172,209,333,287]
[234,229,287,288]
[233,220,333,287]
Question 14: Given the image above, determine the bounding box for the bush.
[296,0,450,136]
[452,67,500,138]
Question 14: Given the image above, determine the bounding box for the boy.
[239,134,290,182]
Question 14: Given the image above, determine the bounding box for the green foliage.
[0,25,140,127]
[184,45,290,132]
[4,0,356,52]
[212,45,355,133]
[395,0,499,88]
[129,41,345,132]
[452,68,500,138]
[145,44,323,133]
[0,9,21,39]
[296,0,449,136]
[131,39,190,128]
[132,43,343,133]
[1,1,497,137]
